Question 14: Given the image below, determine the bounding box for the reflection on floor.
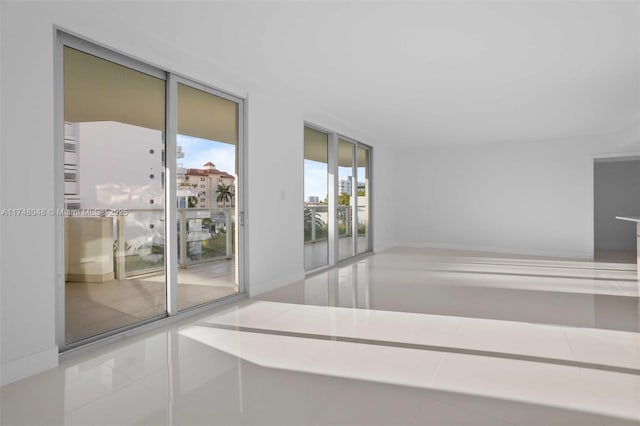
[274,247,640,332]
[65,260,236,343]
[4,247,639,425]
[304,236,369,270]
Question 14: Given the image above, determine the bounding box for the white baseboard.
[1,346,58,387]
[373,241,395,253]
[247,271,305,297]
[394,241,592,260]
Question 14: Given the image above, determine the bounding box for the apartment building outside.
[178,162,236,209]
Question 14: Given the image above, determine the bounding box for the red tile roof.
[185,168,235,179]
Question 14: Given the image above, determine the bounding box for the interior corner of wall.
[373,241,395,253]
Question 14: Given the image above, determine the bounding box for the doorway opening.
[593,155,640,263]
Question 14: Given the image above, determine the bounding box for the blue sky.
[177,134,236,175]
[177,135,367,200]
[304,160,328,201]
[305,160,367,201]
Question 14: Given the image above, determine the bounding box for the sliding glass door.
[338,139,355,261]
[356,146,370,254]
[303,127,330,270]
[176,82,240,311]
[303,125,372,271]
[63,46,167,344]
[60,35,244,347]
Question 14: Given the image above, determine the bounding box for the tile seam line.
[196,323,640,376]
[438,260,636,272]
[430,269,638,283]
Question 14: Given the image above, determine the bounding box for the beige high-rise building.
[177,162,235,209]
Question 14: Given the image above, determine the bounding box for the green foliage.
[216,183,234,203]
[304,207,327,241]
[199,234,227,259]
[150,242,164,255]
[338,193,350,206]
[338,222,348,235]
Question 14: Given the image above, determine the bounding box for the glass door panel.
[304,127,329,270]
[63,46,166,344]
[357,146,370,254]
[176,83,239,310]
[338,139,355,261]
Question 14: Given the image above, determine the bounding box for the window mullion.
[165,73,178,316]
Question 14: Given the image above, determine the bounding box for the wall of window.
[59,34,245,348]
[304,125,372,271]
[304,127,330,270]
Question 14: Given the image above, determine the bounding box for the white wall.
[1,3,60,386]
[395,133,640,258]
[0,2,394,385]
[594,159,640,251]
[245,92,305,295]
[371,143,396,252]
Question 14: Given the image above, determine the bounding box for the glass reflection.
[63,46,166,344]
[304,127,329,270]
[338,139,355,261]
[176,83,239,310]
[357,146,370,254]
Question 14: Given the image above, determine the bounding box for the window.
[175,81,240,310]
[58,32,245,349]
[304,127,329,270]
[63,169,77,182]
[356,146,370,253]
[338,139,355,261]
[62,44,166,344]
[304,124,372,272]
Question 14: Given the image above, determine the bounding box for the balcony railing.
[304,204,367,245]
[109,208,235,278]
[67,204,366,280]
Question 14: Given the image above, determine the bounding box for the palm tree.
[304,207,326,241]
[216,183,234,205]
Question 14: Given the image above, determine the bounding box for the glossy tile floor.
[304,236,369,270]
[3,247,639,425]
[66,260,236,343]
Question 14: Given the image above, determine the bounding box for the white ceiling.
[113,1,639,148]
